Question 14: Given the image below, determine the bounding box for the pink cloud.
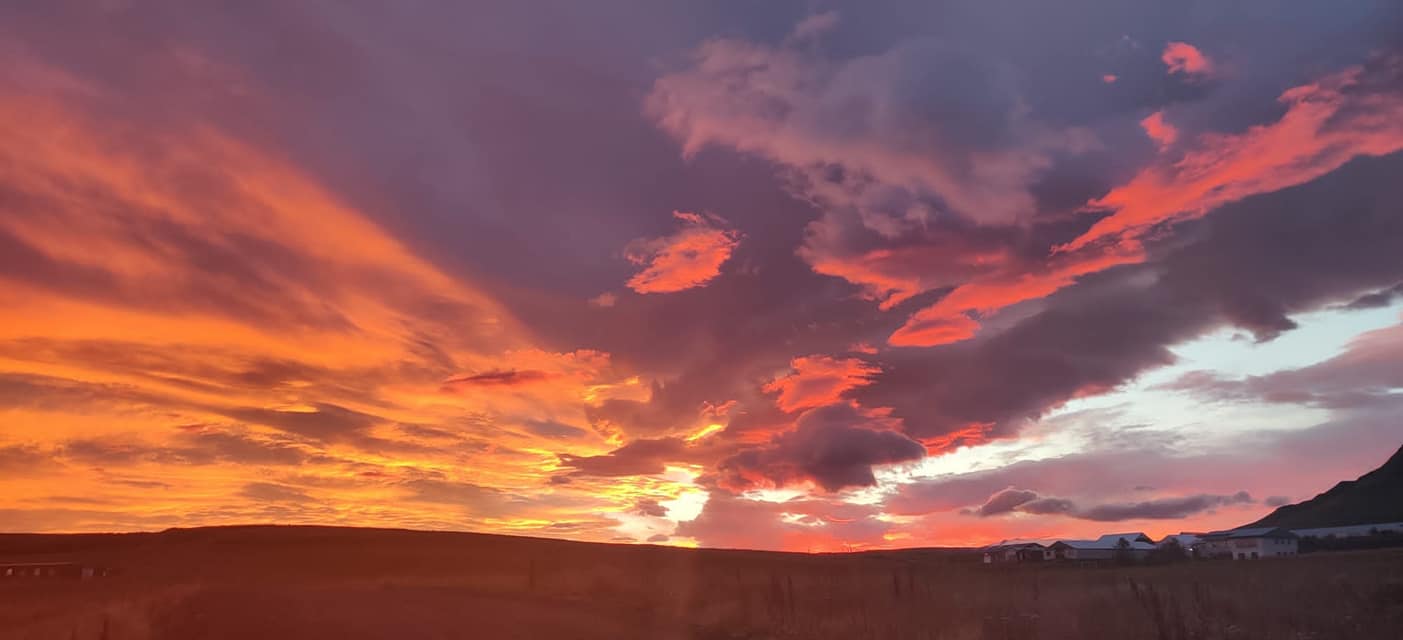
[625,211,740,294]
[1162,41,1214,76]
[762,355,881,413]
[1140,110,1178,148]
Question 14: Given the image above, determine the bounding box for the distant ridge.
[1243,444,1403,529]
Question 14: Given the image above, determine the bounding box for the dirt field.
[2,526,1401,639]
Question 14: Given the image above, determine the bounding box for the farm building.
[1291,521,1403,539]
[1157,533,1204,556]
[981,541,1053,564]
[1200,528,1298,559]
[1050,533,1155,562]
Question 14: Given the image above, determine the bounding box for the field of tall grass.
[2,527,1401,639]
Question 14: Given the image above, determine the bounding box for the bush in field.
[1146,539,1189,565]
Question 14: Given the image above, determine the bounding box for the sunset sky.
[2,1,1402,551]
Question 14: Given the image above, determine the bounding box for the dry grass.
[2,527,1401,639]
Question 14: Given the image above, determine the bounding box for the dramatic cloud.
[647,34,1087,229]
[2,1,1401,549]
[625,211,741,294]
[1067,57,1403,253]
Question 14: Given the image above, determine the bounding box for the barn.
[1050,533,1155,562]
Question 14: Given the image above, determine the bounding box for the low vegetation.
[2,527,1401,639]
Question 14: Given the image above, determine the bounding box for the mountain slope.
[1245,444,1403,529]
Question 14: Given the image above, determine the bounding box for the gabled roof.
[980,540,1047,551]
[1051,539,1101,550]
[1159,534,1201,546]
[1052,538,1154,551]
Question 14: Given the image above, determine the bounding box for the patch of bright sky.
[741,487,807,503]
[1050,301,1403,444]
[1153,303,1403,381]
[611,465,708,543]
[880,301,1403,487]
[660,486,708,522]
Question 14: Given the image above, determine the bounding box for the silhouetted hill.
[1245,445,1403,529]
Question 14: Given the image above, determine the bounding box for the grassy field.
[2,526,1401,639]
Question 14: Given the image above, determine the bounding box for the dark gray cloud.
[1342,283,1403,310]
[974,487,1040,516]
[717,403,924,492]
[1076,491,1255,522]
[970,486,1254,521]
[556,437,693,478]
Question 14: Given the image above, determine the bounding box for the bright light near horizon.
[660,487,708,522]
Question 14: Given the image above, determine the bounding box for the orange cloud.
[920,422,993,455]
[1140,110,1178,148]
[0,93,663,540]
[625,211,740,294]
[888,241,1145,347]
[1162,41,1213,76]
[762,355,881,413]
[1065,63,1403,253]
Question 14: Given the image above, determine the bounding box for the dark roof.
[984,542,1047,551]
[1204,527,1297,540]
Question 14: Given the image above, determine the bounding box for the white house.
[1201,527,1298,559]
